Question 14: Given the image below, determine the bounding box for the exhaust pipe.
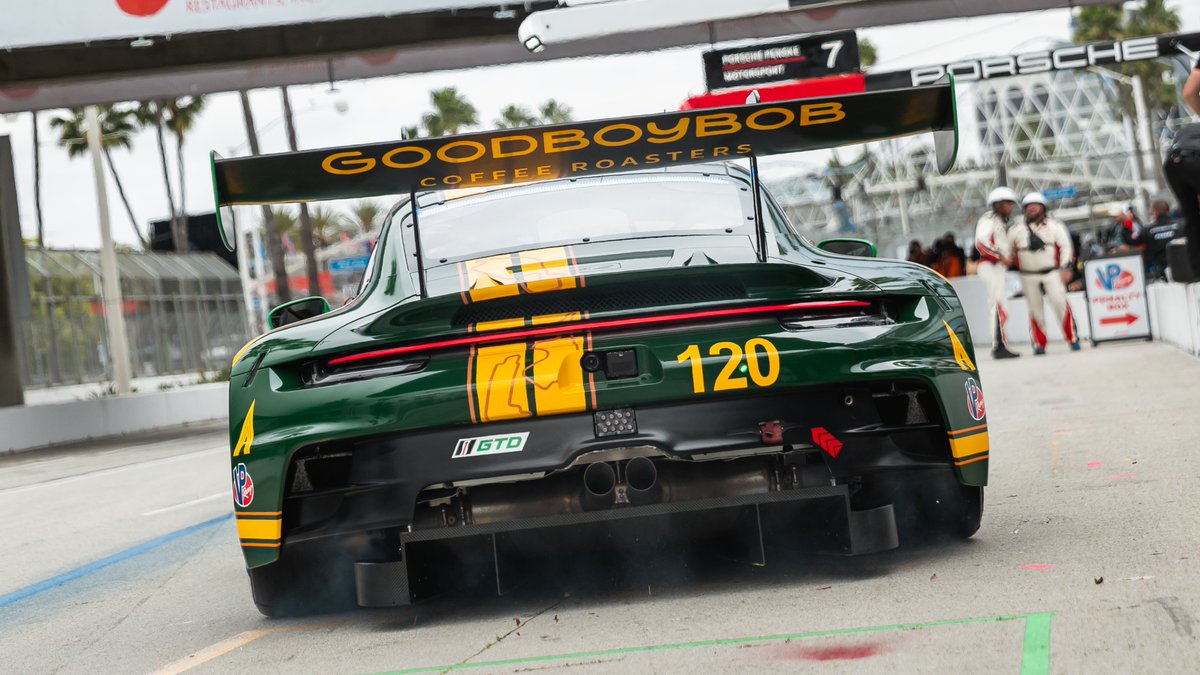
[582,461,617,510]
[625,456,660,505]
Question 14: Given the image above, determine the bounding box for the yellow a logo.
[943,322,977,372]
[233,400,255,457]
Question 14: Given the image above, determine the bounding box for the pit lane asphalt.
[2,341,1198,673]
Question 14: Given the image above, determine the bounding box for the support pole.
[897,186,912,237]
[281,86,321,297]
[1131,74,1163,201]
[749,154,767,262]
[0,136,25,406]
[87,106,132,394]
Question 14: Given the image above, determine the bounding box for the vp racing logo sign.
[453,432,529,459]
[965,378,986,422]
[232,463,255,508]
[1094,263,1135,291]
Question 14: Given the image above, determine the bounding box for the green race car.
[214,79,987,616]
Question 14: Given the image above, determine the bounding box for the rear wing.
[211,77,957,251]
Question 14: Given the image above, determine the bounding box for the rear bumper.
[353,485,898,607]
[281,382,971,548]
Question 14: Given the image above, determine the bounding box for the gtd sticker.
[232,463,255,507]
[965,378,986,421]
[453,432,529,458]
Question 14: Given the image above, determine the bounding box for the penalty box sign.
[1083,254,1150,343]
[703,31,859,91]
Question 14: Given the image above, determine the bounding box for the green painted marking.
[375,612,1049,674]
[1020,612,1054,675]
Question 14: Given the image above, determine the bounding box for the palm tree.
[1072,1,1180,191]
[1072,5,1123,43]
[238,90,290,303]
[271,206,298,237]
[538,99,573,125]
[494,104,540,129]
[858,39,878,69]
[1072,2,1180,116]
[349,200,384,236]
[49,106,147,247]
[164,96,207,248]
[425,87,477,136]
[134,100,182,251]
[279,86,321,299]
[309,206,349,248]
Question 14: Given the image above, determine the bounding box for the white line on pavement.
[142,492,229,517]
[0,447,225,496]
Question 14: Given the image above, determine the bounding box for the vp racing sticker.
[232,463,255,507]
[965,377,986,421]
[453,432,529,458]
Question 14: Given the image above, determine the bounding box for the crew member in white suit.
[1008,192,1080,354]
[974,187,1020,359]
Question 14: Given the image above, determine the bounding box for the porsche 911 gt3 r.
[213,78,986,616]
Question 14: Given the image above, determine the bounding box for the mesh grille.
[453,278,747,326]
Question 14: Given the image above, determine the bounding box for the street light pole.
[87,106,132,394]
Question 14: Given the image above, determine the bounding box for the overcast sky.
[1,2,1196,249]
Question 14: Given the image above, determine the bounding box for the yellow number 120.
[676,338,780,394]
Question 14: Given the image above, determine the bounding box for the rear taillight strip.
[327,300,871,367]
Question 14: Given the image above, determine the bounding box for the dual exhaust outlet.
[582,457,659,508]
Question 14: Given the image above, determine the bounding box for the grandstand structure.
[768,47,1192,258]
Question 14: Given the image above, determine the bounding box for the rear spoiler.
[211,76,957,251]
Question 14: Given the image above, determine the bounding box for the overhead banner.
[702,31,859,91]
[866,32,1200,89]
[1083,254,1151,344]
[0,0,498,50]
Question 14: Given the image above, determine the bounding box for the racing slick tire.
[247,543,357,618]
[859,472,983,543]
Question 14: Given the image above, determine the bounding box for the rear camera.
[580,352,603,372]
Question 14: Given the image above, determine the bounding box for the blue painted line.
[0,512,234,610]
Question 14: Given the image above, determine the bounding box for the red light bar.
[680,74,866,110]
[327,300,872,367]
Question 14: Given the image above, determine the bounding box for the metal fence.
[19,249,249,388]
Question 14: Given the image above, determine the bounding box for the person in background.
[974,187,1020,359]
[1009,192,1080,354]
[906,239,930,265]
[1108,205,1146,254]
[932,231,966,278]
[1163,54,1200,281]
[1065,231,1085,292]
[1145,199,1181,281]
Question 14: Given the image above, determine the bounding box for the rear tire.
[859,472,983,543]
[906,479,983,541]
[247,544,357,618]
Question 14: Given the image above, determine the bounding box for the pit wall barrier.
[0,383,227,454]
[1147,282,1200,355]
[949,275,1090,347]
[950,274,1200,355]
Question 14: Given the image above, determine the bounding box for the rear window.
[411,175,750,262]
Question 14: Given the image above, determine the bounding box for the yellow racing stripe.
[473,342,532,422]
[236,518,282,541]
[531,336,587,416]
[947,428,989,461]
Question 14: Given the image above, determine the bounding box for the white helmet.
[1022,192,1047,207]
[987,187,1018,205]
